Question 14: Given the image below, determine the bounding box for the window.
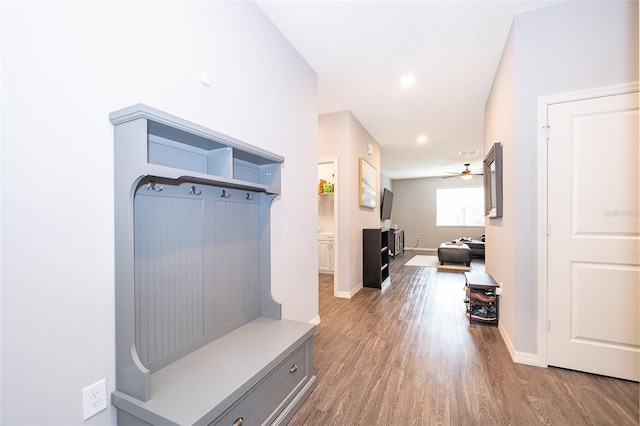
[436,187,485,227]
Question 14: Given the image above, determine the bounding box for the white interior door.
[546,90,639,381]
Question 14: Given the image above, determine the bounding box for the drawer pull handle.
[232,417,243,426]
[290,364,298,374]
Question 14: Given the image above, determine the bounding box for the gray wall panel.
[148,139,208,173]
[234,159,260,183]
[212,198,260,329]
[134,193,205,366]
[134,185,262,370]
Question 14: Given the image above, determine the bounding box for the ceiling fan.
[442,163,483,180]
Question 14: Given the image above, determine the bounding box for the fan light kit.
[461,165,473,180]
[443,163,482,180]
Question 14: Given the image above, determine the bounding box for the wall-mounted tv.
[380,188,394,220]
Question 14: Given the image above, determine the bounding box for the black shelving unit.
[363,228,390,288]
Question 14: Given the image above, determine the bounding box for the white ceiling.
[257,0,562,180]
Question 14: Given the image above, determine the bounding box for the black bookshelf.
[363,228,390,288]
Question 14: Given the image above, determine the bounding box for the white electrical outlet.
[82,379,107,420]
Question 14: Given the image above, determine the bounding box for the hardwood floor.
[289,251,639,425]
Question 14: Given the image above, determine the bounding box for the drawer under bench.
[112,318,317,426]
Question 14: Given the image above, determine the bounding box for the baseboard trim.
[498,322,540,366]
[309,316,321,326]
[498,322,515,360]
[405,247,438,252]
[335,283,363,299]
[513,351,539,366]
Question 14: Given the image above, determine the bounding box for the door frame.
[318,157,339,297]
[536,82,639,368]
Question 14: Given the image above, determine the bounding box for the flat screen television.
[380,188,394,220]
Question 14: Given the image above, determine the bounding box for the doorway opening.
[318,158,338,297]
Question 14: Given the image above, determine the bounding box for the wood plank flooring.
[289,251,639,425]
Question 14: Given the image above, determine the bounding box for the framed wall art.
[483,142,503,218]
[359,158,376,209]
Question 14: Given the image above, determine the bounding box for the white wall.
[392,176,485,250]
[0,2,318,424]
[347,113,383,293]
[318,112,349,296]
[485,0,638,357]
[318,111,381,297]
[484,25,517,352]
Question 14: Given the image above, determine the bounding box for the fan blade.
[441,175,459,179]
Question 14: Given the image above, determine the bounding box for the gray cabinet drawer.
[211,341,309,426]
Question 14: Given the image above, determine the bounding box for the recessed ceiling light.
[399,74,415,87]
[417,135,427,144]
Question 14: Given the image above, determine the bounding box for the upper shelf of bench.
[110,104,283,194]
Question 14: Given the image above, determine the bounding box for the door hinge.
[543,125,550,140]
[546,319,551,332]
[546,223,550,236]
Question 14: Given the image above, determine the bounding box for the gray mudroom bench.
[110,104,316,425]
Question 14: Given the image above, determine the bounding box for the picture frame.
[359,158,376,209]
[483,142,503,218]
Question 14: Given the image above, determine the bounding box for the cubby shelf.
[110,104,283,194]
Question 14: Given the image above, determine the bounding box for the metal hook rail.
[145,184,261,201]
